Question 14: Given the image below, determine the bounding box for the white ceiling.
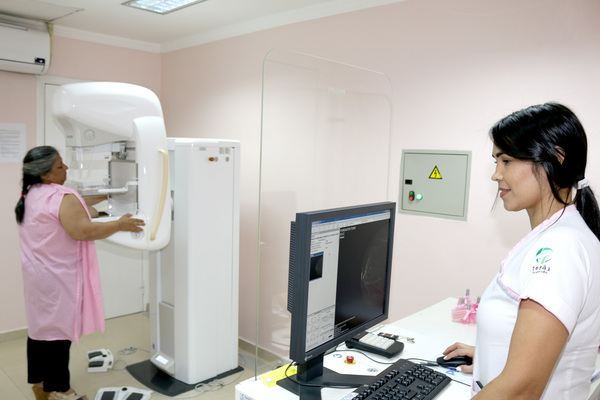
[0,0,402,53]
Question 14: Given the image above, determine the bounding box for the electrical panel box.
[399,150,471,221]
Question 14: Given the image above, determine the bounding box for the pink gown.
[19,183,105,343]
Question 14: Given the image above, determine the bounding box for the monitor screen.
[280,201,396,394]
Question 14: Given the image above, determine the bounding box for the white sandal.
[49,391,88,400]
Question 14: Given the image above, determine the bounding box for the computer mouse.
[436,355,473,369]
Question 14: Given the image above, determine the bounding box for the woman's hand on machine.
[118,213,145,232]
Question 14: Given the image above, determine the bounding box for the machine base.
[126,360,243,397]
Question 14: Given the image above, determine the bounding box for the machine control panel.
[399,150,471,221]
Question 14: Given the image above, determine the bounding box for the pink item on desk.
[451,289,478,324]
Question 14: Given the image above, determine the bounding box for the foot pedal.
[94,387,152,400]
[87,349,114,373]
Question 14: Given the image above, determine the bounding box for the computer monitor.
[279,201,396,396]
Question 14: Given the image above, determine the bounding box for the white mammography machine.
[143,138,241,393]
[52,82,241,395]
[52,81,171,250]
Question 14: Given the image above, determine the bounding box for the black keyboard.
[341,359,451,400]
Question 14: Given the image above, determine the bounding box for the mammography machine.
[52,81,171,250]
[136,138,241,394]
[52,82,241,394]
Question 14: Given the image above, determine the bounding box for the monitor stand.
[277,354,372,398]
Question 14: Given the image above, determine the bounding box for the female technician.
[15,146,145,400]
[444,103,600,399]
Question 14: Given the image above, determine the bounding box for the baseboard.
[238,338,286,365]
[0,328,28,343]
[0,328,288,365]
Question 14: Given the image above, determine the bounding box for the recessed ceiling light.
[122,0,209,15]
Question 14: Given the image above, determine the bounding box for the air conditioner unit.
[0,21,50,75]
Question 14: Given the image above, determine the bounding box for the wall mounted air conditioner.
[0,21,50,75]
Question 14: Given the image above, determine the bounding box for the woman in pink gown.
[15,146,145,400]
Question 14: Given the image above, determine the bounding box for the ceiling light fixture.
[122,0,209,15]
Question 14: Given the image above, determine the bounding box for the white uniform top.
[473,205,600,399]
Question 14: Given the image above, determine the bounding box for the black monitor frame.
[279,201,396,396]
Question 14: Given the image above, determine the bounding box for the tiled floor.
[0,313,278,400]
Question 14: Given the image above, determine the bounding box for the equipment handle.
[150,149,168,241]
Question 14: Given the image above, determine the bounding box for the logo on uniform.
[533,247,553,274]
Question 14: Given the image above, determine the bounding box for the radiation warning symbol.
[429,166,442,179]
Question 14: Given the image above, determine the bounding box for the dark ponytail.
[490,103,600,241]
[15,146,59,224]
[576,186,600,240]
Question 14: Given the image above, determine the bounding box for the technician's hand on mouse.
[118,213,145,232]
[443,342,475,373]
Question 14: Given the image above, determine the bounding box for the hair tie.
[21,194,26,198]
[577,178,589,190]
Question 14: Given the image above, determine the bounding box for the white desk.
[235,298,600,400]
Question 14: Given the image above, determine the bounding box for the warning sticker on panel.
[429,166,442,179]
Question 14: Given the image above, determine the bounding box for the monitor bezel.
[287,201,396,365]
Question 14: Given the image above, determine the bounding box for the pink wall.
[0,72,37,334]
[1,0,599,361]
[0,38,161,334]
[159,0,600,356]
[49,37,162,93]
